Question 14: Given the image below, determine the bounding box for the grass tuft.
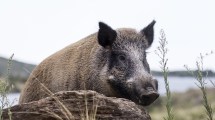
[80,91,98,120]
[24,68,98,120]
[24,68,74,120]
[155,29,174,120]
[0,54,14,120]
[185,52,214,120]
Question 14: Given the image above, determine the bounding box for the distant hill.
[0,57,36,79]
[152,70,215,77]
[0,56,36,92]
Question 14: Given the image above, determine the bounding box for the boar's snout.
[140,87,159,106]
[134,79,159,106]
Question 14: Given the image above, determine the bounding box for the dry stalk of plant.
[184,52,213,120]
[155,29,174,120]
[24,68,74,120]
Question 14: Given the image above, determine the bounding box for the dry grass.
[24,68,98,120]
[0,54,14,120]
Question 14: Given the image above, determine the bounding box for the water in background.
[156,76,215,95]
[5,76,215,106]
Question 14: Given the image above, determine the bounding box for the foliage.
[150,88,215,120]
[155,29,174,120]
[185,52,214,120]
[0,54,14,120]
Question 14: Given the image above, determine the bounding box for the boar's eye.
[117,54,128,68]
[118,55,126,61]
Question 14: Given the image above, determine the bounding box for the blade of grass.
[155,29,174,120]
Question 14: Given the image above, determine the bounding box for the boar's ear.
[141,20,156,47]
[98,22,117,48]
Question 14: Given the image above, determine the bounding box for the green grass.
[151,103,215,120]
[0,54,14,120]
[150,88,215,120]
[185,52,214,120]
[154,29,214,120]
[155,29,174,120]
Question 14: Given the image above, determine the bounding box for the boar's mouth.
[136,92,159,106]
[133,86,159,106]
[118,89,159,106]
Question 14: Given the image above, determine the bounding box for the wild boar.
[19,21,159,106]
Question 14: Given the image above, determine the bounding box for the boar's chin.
[129,97,153,106]
[136,93,159,106]
[138,99,154,106]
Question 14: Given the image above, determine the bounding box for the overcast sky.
[0,0,215,71]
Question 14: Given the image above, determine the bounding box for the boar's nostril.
[146,87,154,91]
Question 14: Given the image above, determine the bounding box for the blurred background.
[0,0,215,119]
